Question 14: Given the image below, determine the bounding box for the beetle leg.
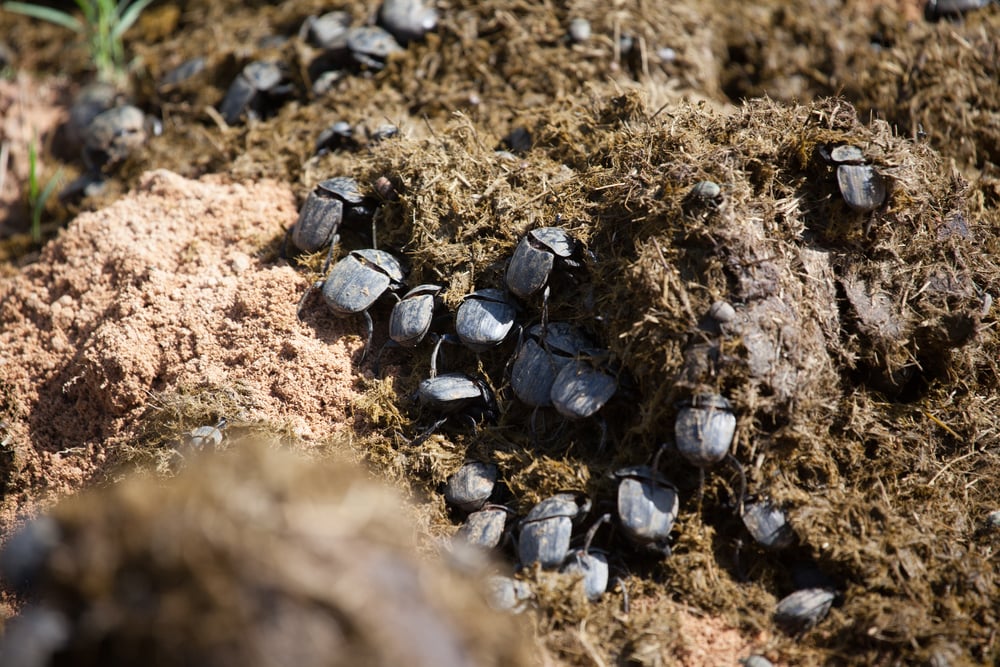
[429,333,460,378]
[320,233,341,274]
[296,280,324,320]
[280,225,293,260]
[596,416,608,453]
[410,416,449,447]
[541,284,551,335]
[359,309,374,362]
[726,453,747,516]
[696,467,706,509]
[582,513,611,554]
[372,339,400,377]
[613,576,630,614]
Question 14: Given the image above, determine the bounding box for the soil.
[1,0,999,665]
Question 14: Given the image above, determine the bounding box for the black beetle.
[560,513,610,601]
[299,249,405,361]
[412,373,498,445]
[0,516,61,593]
[505,226,584,322]
[925,0,992,20]
[675,393,745,507]
[614,452,679,557]
[453,505,511,550]
[455,288,517,353]
[517,493,590,569]
[374,284,442,374]
[485,575,532,614]
[218,61,293,125]
[315,121,358,155]
[510,322,591,408]
[379,0,438,44]
[549,354,618,448]
[289,177,378,271]
[837,164,886,212]
[741,496,794,550]
[443,461,497,513]
[774,588,835,634]
[346,26,402,70]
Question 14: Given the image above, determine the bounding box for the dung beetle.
[412,373,498,445]
[430,288,517,373]
[0,516,61,593]
[82,105,151,172]
[379,0,438,44]
[742,496,794,550]
[774,588,835,634]
[374,284,442,374]
[549,354,618,448]
[453,505,511,550]
[505,226,585,322]
[443,461,497,513]
[346,26,402,70]
[218,61,293,125]
[560,513,611,601]
[485,575,532,614]
[289,177,377,270]
[299,249,405,361]
[510,322,591,408]
[925,0,992,20]
[675,393,736,467]
[517,493,591,569]
[675,393,745,507]
[837,164,886,212]
[614,447,679,556]
[455,288,517,353]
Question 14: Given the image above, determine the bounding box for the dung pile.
[334,93,999,664]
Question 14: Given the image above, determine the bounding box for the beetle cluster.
[290,179,832,632]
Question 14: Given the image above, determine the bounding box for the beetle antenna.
[582,513,611,554]
[652,442,668,471]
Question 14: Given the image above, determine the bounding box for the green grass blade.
[3,2,83,32]
[37,168,63,210]
[112,0,155,39]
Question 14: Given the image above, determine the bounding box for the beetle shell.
[742,498,794,549]
[455,288,516,352]
[925,0,991,19]
[0,517,61,593]
[187,423,225,451]
[510,322,592,408]
[708,300,736,323]
[774,588,835,634]
[674,393,736,467]
[453,507,507,550]
[417,373,491,412]
[83,105,147,170]
[615,466,679,548]
[292,185,345,254]
[160,57,206,88]
[379,0,438,44]
[243,61,283,91]
[321,249,403,315]
[485,576,532,614]
[505,227,579,299]
[443,462,497,512]
[741,656,775,667]
[346,26,403,69]
[689,180,721,201]
[560,549,608,601]
[568,17,592,42]
[550,359,617,420]
[303,11,351,49]
[518,494,587,569]
[389,284,440,347]
[837,164,886,212]
[829,144,865,165]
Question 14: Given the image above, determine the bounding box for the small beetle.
[550,354,618,448]
[289,177,378,271]
[300,11,351,49]
[518,493,590,569]
[218,61,293,125]
[774,588,835,634]
[82,105,150,172]
[454,288,517,353]
[505,227,585,322]
[560,513,611,601]
[181,419,228,453]
[614,455,679,556]
[675,393,745,506]
[346,26,403,70]
[443,461,498,513]
[837,164,886,212]
[413,373,498,445]
[674,393,736,467]
[689,180,722,203]
[925,0,992,20]
[299,249,405,361]
[453,505,511,550]
[741,496,794,550]
[375,284,442,374]
[485,575,532,614]
[314,121,358,155]
[378,0,438,44]
[741,656,775,667]
[510,322,591,408]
